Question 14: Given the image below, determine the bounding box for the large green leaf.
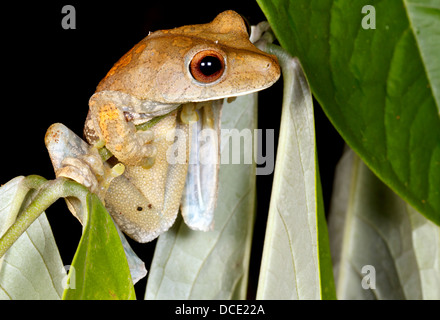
[145,94,257,299]
[257,0,440,224]
[0,177,66,300]
[405,0,440,115]
[328,148,440,299]
[256,50,335,299]
[63,193,136,300]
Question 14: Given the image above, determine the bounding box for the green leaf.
[0,177,28,238]
[257,0,440,224]
[256,49,335,299]
[328,148,440,299]
[63,193,135,300]
[0,177,66,300]
[145,93,257,299]
[405,0,440,115]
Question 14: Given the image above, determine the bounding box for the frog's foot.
[106,128,157,168]
[116,129,157,168]
[56,154,102,194]
[56,153,124,200]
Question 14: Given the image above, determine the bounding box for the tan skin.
[47,11,280,242]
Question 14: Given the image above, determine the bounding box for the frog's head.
[96,10,280,105]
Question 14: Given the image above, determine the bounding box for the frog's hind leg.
[103,175,165,242]
[104,112,190,243]
[104,156,189,242]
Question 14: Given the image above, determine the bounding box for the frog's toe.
[81,153,105,177]
[137,130,154,143]
[56,157,100,193]
[140,156,156,169]
[141,143,157,159]
[180,103,199,124]
[137,144,157,169]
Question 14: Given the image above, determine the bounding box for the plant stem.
[0,176,89,258]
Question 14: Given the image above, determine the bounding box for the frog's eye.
[189,50,225,84]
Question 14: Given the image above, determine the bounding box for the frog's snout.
[257,53,281,84]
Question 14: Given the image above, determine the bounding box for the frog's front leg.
[86,93,157,167]
[45,123,123,222]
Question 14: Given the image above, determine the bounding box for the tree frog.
[45,10,280,242]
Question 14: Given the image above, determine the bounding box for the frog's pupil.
[199,56,222,76]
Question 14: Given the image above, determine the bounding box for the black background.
[1,1,343,299]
